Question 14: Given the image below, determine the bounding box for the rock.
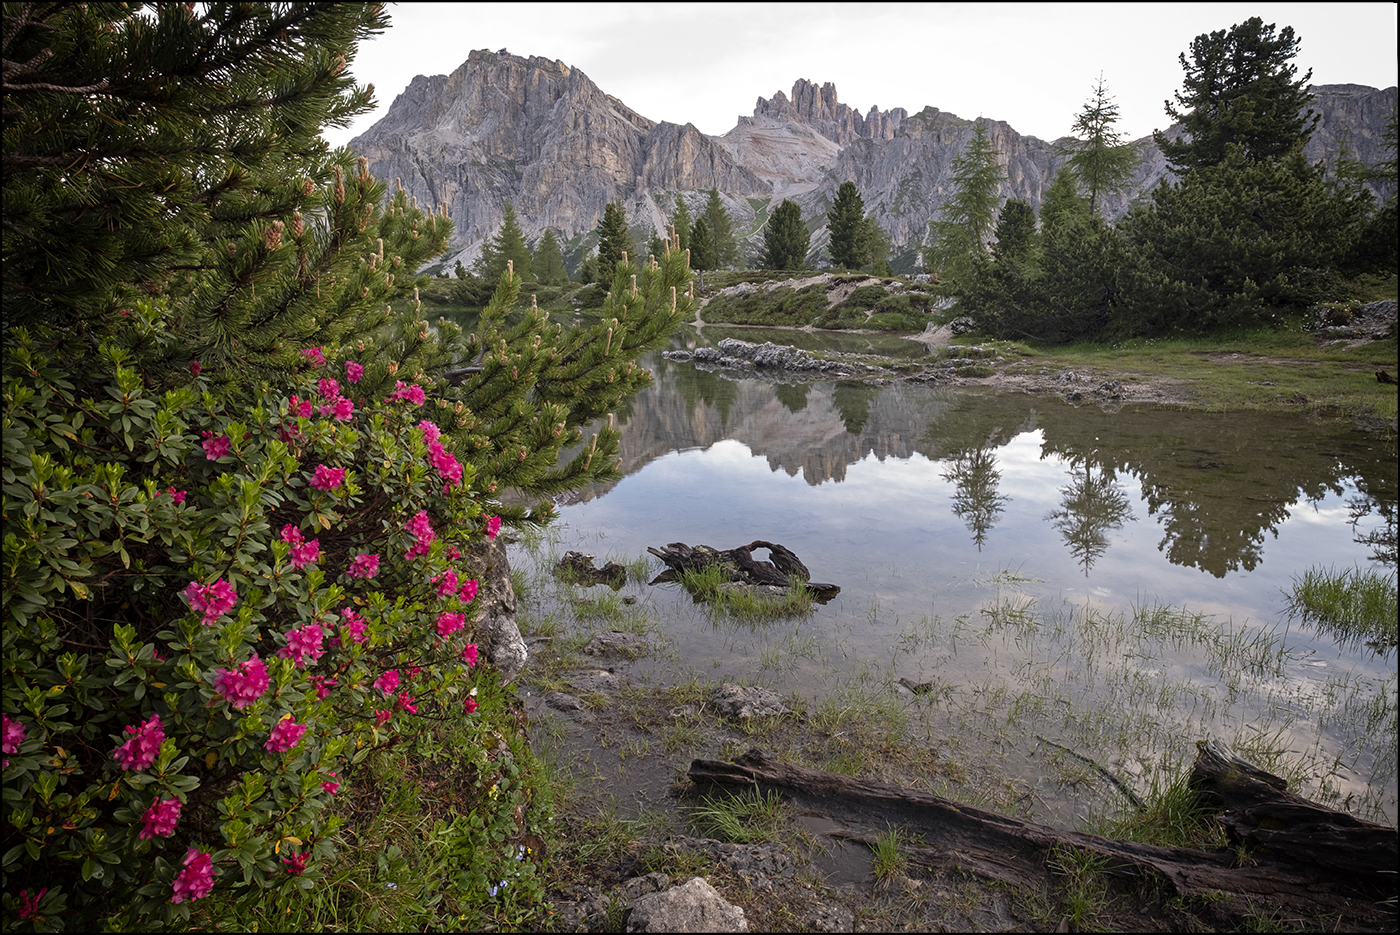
[619,872,671,902]
[583,631,649,658]
[662,350,693,361]
[625,876,747,933]
[544,691,584,711]
[804,900,854,932]
[668,704,699,719]
[568,669,621,693]
[459,535,528,683]
[711,683,789,719]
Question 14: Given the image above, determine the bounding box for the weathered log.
[688,747,1397,927]
[554,551,627,589]
[646,541,838,598]
[1190,738,1398,880]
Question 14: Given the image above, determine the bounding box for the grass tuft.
[1285,565,1399,651]
[685,788,789,844]
[870,826,907,883]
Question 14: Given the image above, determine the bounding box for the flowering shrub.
[2,322,502,928]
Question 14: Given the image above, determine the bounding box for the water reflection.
[581,351,1397,581]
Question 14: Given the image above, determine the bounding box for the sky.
[322,2,1397,150]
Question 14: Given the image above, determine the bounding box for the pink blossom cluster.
[486,515,502,540]
[265,716,308,753]
[388,380,426,405]
[3,713,26,767]
[171,848,215,903]
[375,709,392,726]
[346,360,364,383]
[428,439,463,488]
[463,643,479,668]
[346,553,380,579]
[317,377,340,398]
[396,692,418,714]
[113,714,165,771]
[139,797,182,840]
[373,669,400,695]
[460,578,479,603]
[166,486,187,505]
[282,851,310,875]
[464,694,478,714]
[310,464,347,491]
[301,346,326,367]
[318,394,355,421]
[288,395,313,418]
[418,419,441,444]
[201,431,232,460]
[278,623,325,668]
[214,655,269,710]
[189,360,202,376]
[309,674,338,700]
[436,611,466,637]
[17,888,46,920]
[404,510,435,559]
[183,578,238,626]
[434,568,458,599]
[321,771,340,794]
[339,607,369,644]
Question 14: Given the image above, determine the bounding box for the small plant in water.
[686,788,788,844]
[1285,565,1398,650]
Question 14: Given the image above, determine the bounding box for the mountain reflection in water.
[565,353,1396,581]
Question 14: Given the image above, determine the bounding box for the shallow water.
[519,347,1398,826]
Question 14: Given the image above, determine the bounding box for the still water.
[523,344,1398,825]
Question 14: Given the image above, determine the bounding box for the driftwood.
[554,551,627,589]
[647,541,839,599]
[688,747,1397,927]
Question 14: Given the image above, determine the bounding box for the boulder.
[625,877,747,933]
[711,683,788,719]
[459,535,528,683]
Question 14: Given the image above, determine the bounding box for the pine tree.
[827,181,869,269]
[596,202,635,285]
[924,119,1004,285]
[859,216,892,274]
[475,203,534,284]
[1155,17,1319,172]
[1039,168,1093,243]
[689,216,718,270]
[669,194,693,256]
[991,200,1037,266]
[702,187,740,268]
[759,199,811,270]
[532,228,569,285]
[1064,74,1139,216]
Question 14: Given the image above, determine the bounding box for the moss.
[702,284,828,326]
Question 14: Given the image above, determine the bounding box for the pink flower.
[139,797,182,840]
[182,579,238,626]
[428,440,463,487]
[388,381,426,405]
[310,464,346,491]
[278,623,325,668]
[171,848,215,903]
[113,714,165,771]
[486,515,502,540]
[347,553,380,579]
[201,432,232,460]
[289,395,313,418]
[3,714,26,767]
[280,523,303,544]
[459,579,479,604]
[340,607,369,644]
[265,716,308,753]
[214,655,270,710]
[404,510,435,559]
[317,377,340,399]
[346,360,364,383]
[418,420,441,444]
[463,696,478,714]
[462,644,479,668]
[436,611,466,637]
[375,710,392,726]
[301,346,326,367]
[189,360,202,376]
[282,851,310,875]
[309,675,337,700]
[373,669,400,695]
[434,569,459,599]
[289,538,321,570]
[330,396,354,421]
[396,692,418,714]
[321,773,340,795]
[17,888,47,920]
[166,486,187,505]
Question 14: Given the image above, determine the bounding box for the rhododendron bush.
[2,324,505,926]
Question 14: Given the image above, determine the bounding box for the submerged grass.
[1286,564,1399,651]
[676,564,816,620]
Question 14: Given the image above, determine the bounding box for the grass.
[675,564,816,620]
[870,827,908,883]
[685,788,789,844]
[1285,565,1399,651]
[1094,770,1226,850]
[1047,844,1109,931]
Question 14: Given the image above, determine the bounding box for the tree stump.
[646,541,838,598]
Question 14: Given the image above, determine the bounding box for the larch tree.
[1065,74,1140,216]
[532,228,569,285]
[669,194,693,256]
[924,118,1004,285]
[595,202,635,285]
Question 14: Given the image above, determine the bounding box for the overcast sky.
[322,2,1397,150]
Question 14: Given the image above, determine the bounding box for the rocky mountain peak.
[753,78,906,145]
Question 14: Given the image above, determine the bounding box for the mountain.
[349,50,1398,272]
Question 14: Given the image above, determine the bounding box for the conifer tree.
[924,119,1003,285]
[689,216,718,270]
[759,199,811,270]
[532,228,569,285]
[859,216,892,274]
[1155,17,1318,172]
[1039,168,1093,242]
[991,200,1037,266]
[827,181,869,269]
[596,202,635,285]
[669,194,693,255]
[1064,74,1139,216]
[702,187,740,268]
[475,203,534,284]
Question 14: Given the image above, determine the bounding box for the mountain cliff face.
[350,49,1397,270]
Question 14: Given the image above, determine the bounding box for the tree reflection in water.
[1048,459,1136,574]
[942,446,1008,550]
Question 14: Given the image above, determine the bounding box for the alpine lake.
[501,323,1398,839]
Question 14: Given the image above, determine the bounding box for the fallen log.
[688,746,1396,927]
[646,541,839,599]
